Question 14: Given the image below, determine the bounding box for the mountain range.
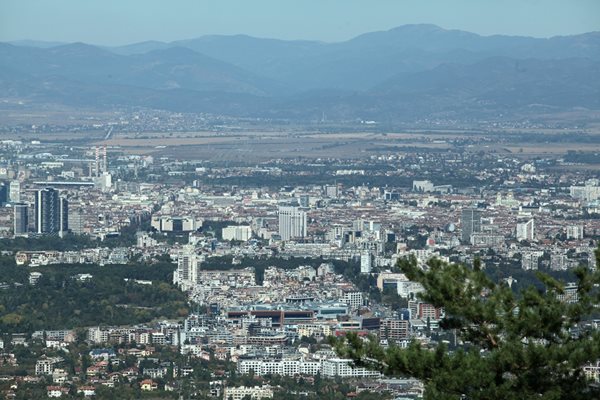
[2,24,600,122]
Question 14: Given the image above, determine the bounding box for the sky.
[1,0,599,45]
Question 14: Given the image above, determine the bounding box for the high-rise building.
[461,208,482,243]
[278,206,307,241]
[13,203,29,237]
[360,250,372,274]
[35,188,68,235]
[516,219,535,241]
[8,180,20,203]
[566,225,584,240]
[68,207,86,235]
[173,246,201,291]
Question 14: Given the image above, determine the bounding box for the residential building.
[516,218,535,241]
[173,246,201,291]
[278,206,306,241]
[222,225,252,241]
[223,385,274,400]
[343,291,364,310]
[360,250,372,274]
[321,358,381,378]
[380,319,410,342]
[567,225,584,240]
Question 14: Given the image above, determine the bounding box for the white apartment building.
[223,385,273,400]
[521,251,543,270]
[570,182,600,202]
[36,358,54,375]
[343,291,364,310]
[222,225,252,241]
[237,359,340,377]
[516,219,535,241]
[567,225,584,240]
[321,358,381,378]
[87,327,110,344]
[360,250,372,274]
[173,246,201,291]
[36,357,62,375]
[278,206,306,241]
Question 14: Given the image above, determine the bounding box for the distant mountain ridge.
[1,24,599,122]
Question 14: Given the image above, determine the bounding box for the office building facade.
[461,208,482,243]
[35,188,68,235]
[278,206,307,241]
[13,203,29,237]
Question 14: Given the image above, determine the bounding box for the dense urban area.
[0,115,599,400]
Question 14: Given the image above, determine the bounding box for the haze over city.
[0,1,600,400]
[2,0,600,45]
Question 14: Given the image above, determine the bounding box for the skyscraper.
[278,205,307,241]
[516,218,535,241]
[173,246,201,291]
[13,203,29,237]
[461,208,482,243]
[35,188,68,235]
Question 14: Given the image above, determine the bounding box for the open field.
[93,128,600,160]
[4,114,600,161]
[95,131,458,161]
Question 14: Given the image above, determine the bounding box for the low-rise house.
[140,379,158,391]
[143,366,168,379]
[51,369,69,384]
[86,366,102,377]
[46,386,68,398]
[77,386,96,397]
[89,349,116,360]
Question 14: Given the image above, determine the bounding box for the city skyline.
[1,1,599,398]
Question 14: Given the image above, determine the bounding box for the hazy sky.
[1,0,599,45]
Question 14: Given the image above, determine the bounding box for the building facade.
[516,218,535,241]
[13,203,28,237]
[461,208,482,243]
[35,188,68,235]
[278,206,307,241]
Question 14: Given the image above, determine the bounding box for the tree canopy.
[0,259,187,333]
[332,250,600,400]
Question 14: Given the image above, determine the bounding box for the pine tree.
[331,248,600,399]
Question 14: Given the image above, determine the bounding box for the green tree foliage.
[0,260,187,333]
[332,250,600,399]
[0,234,98,252]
